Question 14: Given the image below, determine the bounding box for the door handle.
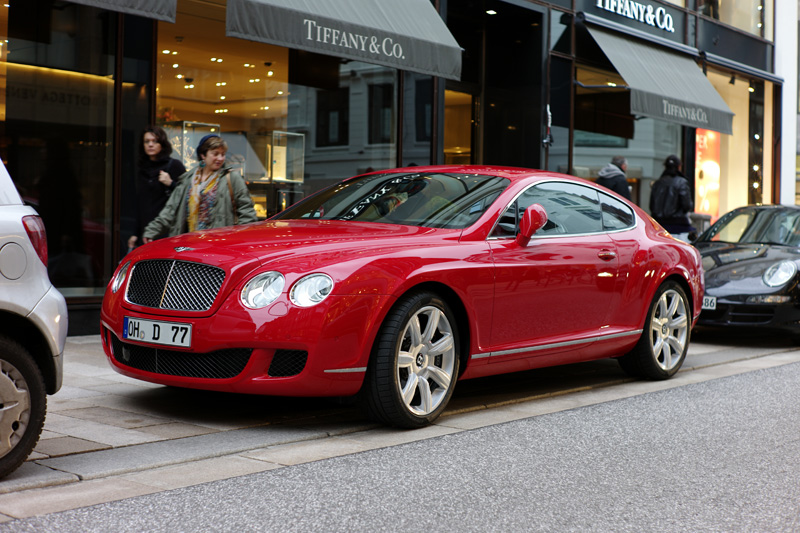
[598,250,617,261]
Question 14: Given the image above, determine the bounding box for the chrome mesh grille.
[126,260,225,311]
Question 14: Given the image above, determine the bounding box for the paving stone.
[137,422,218,439]
[0,463,78,495]
[121,455,280,490]
[36,425,329,480]
[58,406,170,429]
[41,414,166,447]
[0,478,157,518]
[34,436,112,458]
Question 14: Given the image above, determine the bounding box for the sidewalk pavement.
[0,329,798,520]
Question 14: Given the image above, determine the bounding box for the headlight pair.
[241,272,333,309]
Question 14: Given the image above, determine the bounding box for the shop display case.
[161,121,221,170]
[247,131,306,219]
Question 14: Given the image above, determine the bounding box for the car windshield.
[699,208,800,246]
[272,172,510,229]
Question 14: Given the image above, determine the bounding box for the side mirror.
[516,203,548,247]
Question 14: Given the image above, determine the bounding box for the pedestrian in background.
[127,126,186,250]
[650,154,696,242]
[142,134,256,243]
[596,155,632,201]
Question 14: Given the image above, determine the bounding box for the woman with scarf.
[142,134,256,243]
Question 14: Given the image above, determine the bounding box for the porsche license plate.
[702,296,717,310]
[123,317,192,348]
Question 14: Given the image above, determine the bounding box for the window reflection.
[697,0,773,40]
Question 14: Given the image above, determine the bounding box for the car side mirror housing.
[516,203,548,247]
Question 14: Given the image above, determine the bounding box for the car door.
[487,181,619,360]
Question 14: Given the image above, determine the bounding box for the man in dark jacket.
[650,154,696,241]
[596,156,632,201]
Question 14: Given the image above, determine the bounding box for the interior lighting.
[176,74,184,79]
[216,82,227,86]
[267,70,274,77]
[162,49,171,54]
[260,106,269,110]
[220,96,226,100]
[754,134,761,140]
[277,90,284,95]
[753,165,760,171]
[486,9,497,15]
[172,63,179,68]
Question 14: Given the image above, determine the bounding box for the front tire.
[364,291,460,428]
[618,281,690,380]
[0,336,46,479]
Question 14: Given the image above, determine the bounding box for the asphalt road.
[6,346,800,532]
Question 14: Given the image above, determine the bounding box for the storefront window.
[401,74,432,167]
[1,2,116,297]
[570,65,682,208]
[698,69,771,221]
[154,0,399,220]
[697,0,774,41]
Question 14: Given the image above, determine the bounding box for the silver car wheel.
[0,359,31,458]
[649,288,689,372]
[396,305,456,417]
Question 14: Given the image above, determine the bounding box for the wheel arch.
[378,281,472,378]
[0,310,57,394]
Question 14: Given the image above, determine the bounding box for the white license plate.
[123,317,192,348]
[702,296,717,310]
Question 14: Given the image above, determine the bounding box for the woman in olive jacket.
[143,134,256,242]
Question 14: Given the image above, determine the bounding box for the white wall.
[775,1,798,205]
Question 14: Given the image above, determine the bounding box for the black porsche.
[694,205,800,340]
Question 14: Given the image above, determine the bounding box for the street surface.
[0,327,798,530]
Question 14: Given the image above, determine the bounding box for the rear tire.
[618,281,690,380]
[363,291,460,428]
[0,336,46,479]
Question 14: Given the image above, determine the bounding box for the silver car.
[0,160,67,478]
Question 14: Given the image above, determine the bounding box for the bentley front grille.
[110,334,251,379]
[126,260,225,311]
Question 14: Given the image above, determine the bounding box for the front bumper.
[100,292,389,397]
[697,299,800,332]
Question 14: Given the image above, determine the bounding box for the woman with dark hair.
[650,154,696,242]
[127,126,186,250]
[142,134,256,243]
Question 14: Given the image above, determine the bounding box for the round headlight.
[290,274,334,307]
[111,261,131,293]
[241,271,285,309]
[763,260,797,287]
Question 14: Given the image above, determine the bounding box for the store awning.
[586,26,734,135]
[65,0,176,22]
[226,0,462,80]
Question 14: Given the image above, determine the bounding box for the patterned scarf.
[186,167,221,232]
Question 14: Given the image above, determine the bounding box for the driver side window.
[492,181,602,238]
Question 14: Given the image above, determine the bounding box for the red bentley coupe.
[101,165,704,428]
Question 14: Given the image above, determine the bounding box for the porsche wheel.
[364,291,460,428]
[0,336,46,479]
[618,281,690,380]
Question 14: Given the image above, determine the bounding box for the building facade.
[0,0,786,333]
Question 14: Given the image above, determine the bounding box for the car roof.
[363,164,562,183]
